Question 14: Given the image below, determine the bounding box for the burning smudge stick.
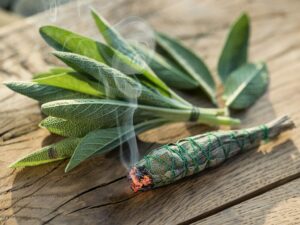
[129,116,295,192]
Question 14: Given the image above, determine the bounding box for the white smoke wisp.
[110,16,156,76]
[108,17,156,170]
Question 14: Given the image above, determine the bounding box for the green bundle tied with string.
[129,116,295,192]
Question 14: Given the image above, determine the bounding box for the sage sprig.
[155,32,216,103]
[146,13,268,110]
[6,10,240,172]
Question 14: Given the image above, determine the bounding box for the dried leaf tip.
[265,115,296,139]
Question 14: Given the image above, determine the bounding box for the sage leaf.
[155,32,216,103]
[41,98,232,125]
[40,116,143,137]
[33,67,74,79]
[133,44,198,90]
[42,99,138,122]
[34,71,105,98]
[41,99,195,123]
[223,63,268,110]
[40,25,113,64]
[65,119,167,172]
[218,13,250,83]
[91,9,146,69]
[53,51,182,108]
[4,81,90,103]
[40,117,105,138]
[9,137,81,167]
[91,10,183,101]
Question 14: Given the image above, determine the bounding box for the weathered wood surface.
[194,178,300,225]
[0,10,20,27]
[1,0,300,224]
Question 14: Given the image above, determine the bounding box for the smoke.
[109,17,155,170]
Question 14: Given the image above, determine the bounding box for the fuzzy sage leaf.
[91,9,191,105]
[9,137,81,168]
[34,71,105,98]
[223,63,268,110]
[40,25,112,64]
[218,13,250,83]
[133,44,198,90]
[66,119,167,172]
[155,32,216,103]
[40,116,148,138]
[4,81,90,103]
[33,67,74,79]
[41,99,238,126]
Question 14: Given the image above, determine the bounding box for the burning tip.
[129,167,153,192]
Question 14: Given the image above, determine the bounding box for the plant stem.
[197,114,240,126]
[140,106,240,126]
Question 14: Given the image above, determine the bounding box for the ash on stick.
[129,116,295,192]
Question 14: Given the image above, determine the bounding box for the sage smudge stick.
[129,116,295,192]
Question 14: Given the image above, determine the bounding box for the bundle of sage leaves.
[5,11,268,172]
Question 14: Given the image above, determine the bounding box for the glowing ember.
[129,167,152,192]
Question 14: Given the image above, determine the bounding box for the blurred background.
[0,0,70,26]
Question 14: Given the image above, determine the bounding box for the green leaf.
[53,51,182,108]
[9,138,81,167]
[34,71,104,98]
[155,32,216,102]
[40,117,98,138]
[40,25,112,64]
[91,9,146,67]
[42,99,136,121]
[133,44,198,90]
[40,116,129,137]
[91,10,179,100]
[4,81,90,103]
[223,63,268,110]
[33,67,74,79]
[41,99,196,123]
[218,13,250,83]
[42,98,239,126]
[65,119,167,172]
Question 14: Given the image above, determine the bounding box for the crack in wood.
[44,176,127,218]
[177,171,300,225]
[0,161,63,197]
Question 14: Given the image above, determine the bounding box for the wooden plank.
[193,178,300,225]
[1,0,300,224]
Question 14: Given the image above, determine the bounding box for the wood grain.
[193,178,300,225]
[1,0,300,224]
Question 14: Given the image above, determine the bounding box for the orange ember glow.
[129,167,152,192]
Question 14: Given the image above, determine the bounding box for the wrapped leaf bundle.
[129,116,295,192]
